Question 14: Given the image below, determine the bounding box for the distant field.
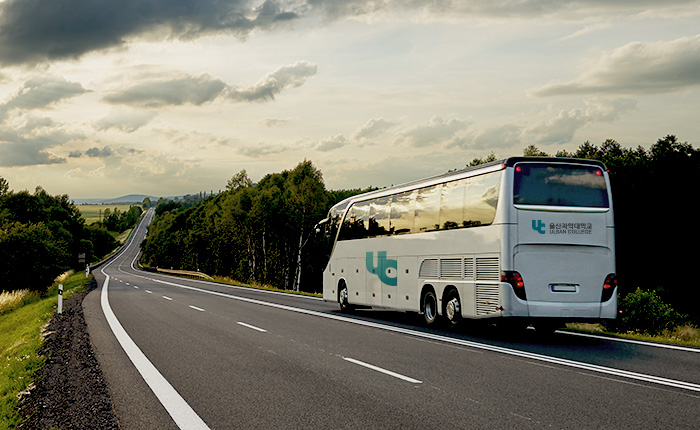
[77,204,138,225]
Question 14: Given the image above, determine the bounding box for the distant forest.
[140,135,699,323]
[0,181,142,292]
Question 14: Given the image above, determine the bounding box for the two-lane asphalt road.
[84,210,700,429]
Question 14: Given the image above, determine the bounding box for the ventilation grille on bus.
[419,259,438,278]
[476,257,500,281]
[419,256,499,281]
[440,259,462,279]
[476,284,501,315]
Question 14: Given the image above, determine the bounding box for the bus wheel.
[422,290,439,326]
[444,289,462,328]
[339,283,352,313]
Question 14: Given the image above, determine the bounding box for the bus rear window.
[513,163,609,208]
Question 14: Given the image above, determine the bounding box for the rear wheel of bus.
[421,288,439,326]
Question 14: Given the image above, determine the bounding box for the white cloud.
[94,109,157,132]
[393,116,469,148]
[534,35,700,96]
[225,61,318,102]
[316,134,348,152]
[352,118,398,141]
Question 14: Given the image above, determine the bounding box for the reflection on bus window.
[513,163,608,208]
[337,171,501,241]
[464,174,500,226]
[414,185,441,233]
[440,178,467,230]
[369,196,390,237]
[390,191,414,235]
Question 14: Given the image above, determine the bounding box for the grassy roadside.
[0,272,88,430]
[566,322,700,347]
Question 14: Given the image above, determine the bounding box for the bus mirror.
[315,218,329,234]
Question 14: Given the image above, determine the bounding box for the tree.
[0,177,9,196]
[522,145,548,157]
[226,169,253,191]
[467,152,497,166]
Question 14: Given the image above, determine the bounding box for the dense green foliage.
[0,185,139,292]
[602,288,686,335]
[94,205,144,232]
[141,161,363,292]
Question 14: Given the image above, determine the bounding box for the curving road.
[84,209,700,429]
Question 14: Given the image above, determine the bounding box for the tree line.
[140,135,698,324]
[0,180,142,293]
[140,160,368,292]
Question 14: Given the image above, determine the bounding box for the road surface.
[84,209,700,429]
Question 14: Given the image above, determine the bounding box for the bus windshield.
[513,162,609,208]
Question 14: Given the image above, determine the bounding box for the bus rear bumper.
[500,286,617,320]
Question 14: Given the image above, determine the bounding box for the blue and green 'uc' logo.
[366,251,397,286]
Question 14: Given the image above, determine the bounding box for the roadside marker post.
[58,284,63,315]
[86,264,90,278]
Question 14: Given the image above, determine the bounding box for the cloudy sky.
[0,0,698,199]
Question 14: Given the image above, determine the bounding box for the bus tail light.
[502,271,526,301]
[601,273,617,302]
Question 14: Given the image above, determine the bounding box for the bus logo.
[532,220,546,234]
[366,251,398,286]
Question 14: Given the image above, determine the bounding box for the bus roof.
[328,156,608,211]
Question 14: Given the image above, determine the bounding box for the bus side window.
[339,201,370,240]
[440,178,467,230]
[390,191,415,235]
[414,185,441,233]
[368,196,391,237]
[463,173,500,227]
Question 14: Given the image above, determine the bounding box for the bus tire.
[338,282,353,313]
[444,288,462,328]
[422,289,439,326]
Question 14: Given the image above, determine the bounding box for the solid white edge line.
[237,322,268,332]
[100,213,210,430]
[344,357,422,384]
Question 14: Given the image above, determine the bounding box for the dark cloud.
[0,0,301,66]
[1,0,690,67]
[85,146,114,158]
[0,121,71,166]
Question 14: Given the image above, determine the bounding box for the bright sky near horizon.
[0,1,698,199]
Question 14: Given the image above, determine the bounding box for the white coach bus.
[318,157,617,332]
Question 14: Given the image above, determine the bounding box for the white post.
[58,284,63,315]
[86,264,90,278]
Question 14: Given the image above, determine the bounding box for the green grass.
[77,204,137,225]
[566,323,700,347]
[0,272,87,429]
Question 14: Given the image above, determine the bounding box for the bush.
[607,288,686,335]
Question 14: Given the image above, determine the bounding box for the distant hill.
[72,194,158,205]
